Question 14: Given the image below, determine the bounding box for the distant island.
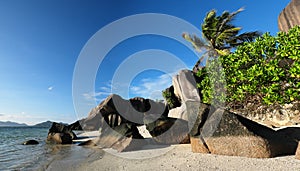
[31,121,53,128]
[0,120,55,128]
[0,121,28,127]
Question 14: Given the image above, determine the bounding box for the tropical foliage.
[162,86,181,109]
[197,25,300,107]
[183,8,261,72]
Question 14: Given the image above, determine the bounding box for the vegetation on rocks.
[196,25,300,109]
[181,8,300,121]
[162,86,181,109]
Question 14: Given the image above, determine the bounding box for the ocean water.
[0,127,55,170]
[0,127,104,171]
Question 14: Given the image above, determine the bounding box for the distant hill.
[31,121,69,128]
[32,121,53,128]
[0,121,28,127]
[0,120,68,128]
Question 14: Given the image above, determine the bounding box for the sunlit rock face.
[278,0,300,32]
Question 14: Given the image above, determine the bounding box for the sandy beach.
[45,144,300,171]
[45,131,300,171]
[74,145,300,171]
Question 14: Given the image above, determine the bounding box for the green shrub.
[162,86,181,109]
[197,26,300,107]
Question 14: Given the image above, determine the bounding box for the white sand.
[74,144,300,171]
[46,130,300,171]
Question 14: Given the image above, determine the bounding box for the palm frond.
[202,9,218,42]
[229,31,262,46]
[217,7,244,34]
[215,27,241,48]
[204,9,217,24]
[182,33,211,52]
[236,31,262,42]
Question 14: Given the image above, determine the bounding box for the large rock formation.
[47,132,73,144]
[70,69,199,149]
[278,0,300,32]
[69,94,173,150]
[144,114,190,144]
[172,69,200,103]
[168,70,200,121]
[93,123,146,152]
[46,122,77,144]
[79,94,169,131]
[189,104,300,158]
[68,120,83,130]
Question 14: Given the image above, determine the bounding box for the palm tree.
[183,8,261,73]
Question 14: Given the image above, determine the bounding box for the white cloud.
[82,91,111,101]
[99,86,111,92]
[82,72,176,102]
[129,73,173,100]
[48,86,54,91]
[0,112,45,125]
[82,82,113,102]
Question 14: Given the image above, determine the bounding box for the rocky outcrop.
[68,120,83,131]
[278,0,300,32]
[167,70,200,121]
[189,104,300,158]
[79,111,105,131]
[79,94,169,131]
[94,123,146,152]
[232,101,300,128]
[47,133,73,144]
[75,70,199,148]
[172,69,200,103]
[46,122,77,144]
[144,114,190,144]
[168,105,187,120]
[71,69,199,148]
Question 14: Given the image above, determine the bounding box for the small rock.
[23,140,39,145]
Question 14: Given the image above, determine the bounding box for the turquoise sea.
[0,127,104,171]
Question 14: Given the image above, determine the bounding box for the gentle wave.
[0,127,104,171]
[0,127,50,170]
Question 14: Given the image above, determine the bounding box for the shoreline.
[44,131,104,171]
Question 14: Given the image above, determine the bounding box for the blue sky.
[0,0,290,125]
